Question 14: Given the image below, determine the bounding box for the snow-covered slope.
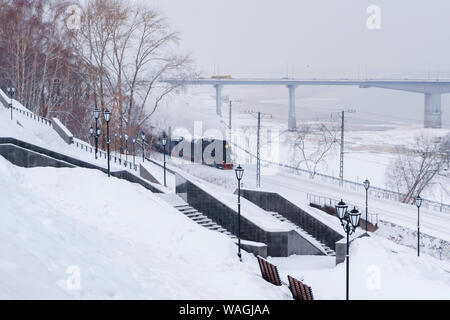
[0,156,288,299]
[0,96,136,174]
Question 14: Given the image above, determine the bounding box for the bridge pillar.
[287,85,297,131]
[214,84,223,117]
[424,93,442,128]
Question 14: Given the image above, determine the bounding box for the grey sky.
[149,0,450,79]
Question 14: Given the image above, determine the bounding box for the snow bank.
[270,235,450,299]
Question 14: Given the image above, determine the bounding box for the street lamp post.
[162,134,167,187]
[93,108,101,160]
[104,109,111,177]
[114,133,117,157]
[132,137,136,166]
[415,195,423,257]
[96,127,101,148]
[141,132,146,163]
[125,134,129,163]
[363,179,370,232]
[119,135,122,161]
[335,200,361,300]
[235,165,244,261]
[89,126,94,140]
[6,86,16,121]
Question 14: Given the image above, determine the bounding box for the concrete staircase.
[157,193,236,239]
[268,211,335,256]
[174,204,237,239]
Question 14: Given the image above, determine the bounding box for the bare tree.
[75,0,193,150]
[385,134,446,202]
[289,122,339,178]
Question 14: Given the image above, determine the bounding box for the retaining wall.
[239,189,344,251]
[51,118,73,144]
[0,137,162,193]
[175,173,323,257]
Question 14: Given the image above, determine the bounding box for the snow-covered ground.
[1,153,449,299]
[269,235,450,299]
[0,156,289,299]
[1,88,450,299]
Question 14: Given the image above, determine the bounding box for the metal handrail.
[307,193,379,226]
[229,141,450,214]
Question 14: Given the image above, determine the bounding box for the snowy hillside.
[0,156,287,299]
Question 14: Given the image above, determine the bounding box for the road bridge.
[160,78,450,130]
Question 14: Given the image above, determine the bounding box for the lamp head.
[7,86,16,97]
[415,195,423,208]
[89,126,94,135]
[103,109,111,122]
[235,164,244,181]
[162,132,167,146]
[141,131,145,140]
[349,207,361,228]
[363,179,370,190]
[93,108,101,120]
[336,199,348,220]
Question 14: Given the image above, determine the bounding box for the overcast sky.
[149,0,450,79]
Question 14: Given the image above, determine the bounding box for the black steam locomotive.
[153,136,233,170]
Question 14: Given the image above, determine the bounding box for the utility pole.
[228,101,232,144]
[331,109,356,187]
[229,100,232,131]
[340,111,344,187]
[256,112,261,188]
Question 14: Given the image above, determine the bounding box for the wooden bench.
[256,255,282,286]
[287,275,314,300]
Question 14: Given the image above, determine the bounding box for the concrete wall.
[175,173,323,257]
[238,241,268,258]
[0,90,9,108]
[51,118,73,144]
[0,137,162,193]
[240,189,343,251]
[139,164,160,184]
[0,144,74,169]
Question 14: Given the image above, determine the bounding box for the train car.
[211,75,232,79]
[152,136,233,169]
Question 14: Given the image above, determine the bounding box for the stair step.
[172,203,237,241]
[193,217,210,223]
[175,205,192,210]
[201,222,217,228]
[186,212,203,218]
[197,218,213,224]
[180,209,198,215]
